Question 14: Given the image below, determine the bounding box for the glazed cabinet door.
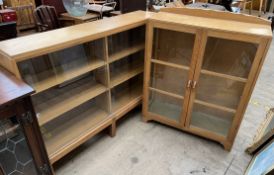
[143,23,200,126]
[185,31,263,144]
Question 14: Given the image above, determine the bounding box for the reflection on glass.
[153,28,195,66]
[18,55,57,88]
[195,74,245,109]
[148,90,183,122]
[191,103,233,136]
[49,45,89,75]
[202,37,258,78]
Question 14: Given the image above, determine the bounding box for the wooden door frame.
[142,20,202,128]
[184,29,271,150]
[15,97,54,174]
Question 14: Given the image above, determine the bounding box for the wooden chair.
[241,0,253,14]
[33,5,61,32]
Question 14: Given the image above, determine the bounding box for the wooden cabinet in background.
[4,0,36,30]
[142,8,272,150]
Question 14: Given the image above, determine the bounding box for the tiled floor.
[54,27,274,175]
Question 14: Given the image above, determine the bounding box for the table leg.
[270,0,274,13]
[259,0,263,16]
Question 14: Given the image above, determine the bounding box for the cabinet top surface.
[149,12,273,38]
[0,11,151,61]
[0,67,33,106]
[0,10,272,61]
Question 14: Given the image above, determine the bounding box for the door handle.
[192,81,197,89]
[187,80,192,88]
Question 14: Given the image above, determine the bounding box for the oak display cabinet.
[143,9,272,150]
[0,12,146,164]
[0,11,272,167]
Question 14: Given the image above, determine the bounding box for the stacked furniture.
[0,10,272,166]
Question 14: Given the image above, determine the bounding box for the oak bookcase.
[0,11,146,163]
[142,8,272,150]
[0,9,272,164]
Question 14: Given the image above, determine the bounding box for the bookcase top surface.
[149,11,273,38]
[0,9,272,62]
[0,11,150,61]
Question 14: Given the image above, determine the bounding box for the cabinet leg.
[142,116,150,123]
[108,119,116,137]
[223,142,232,151]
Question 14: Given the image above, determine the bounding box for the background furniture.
[0,67,53,175]
[86,1,117,18]
[245,139,274,175]
[270,0,274,12]
[41,0,66,14]
[4,0,36,30]
[119,0,146,13]
[143,8,272,150]
[34,5,61,32]
[0,21,17,40]
[60,12,100,25]
[246,108,274,154]
[0,11,146,164]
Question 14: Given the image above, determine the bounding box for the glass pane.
[109,51,144,88]
[148,90,183,122]
[153,28,195,66]
[0,117,38,175]
[32,68,108,126]
[196,74,245,109]
[49,39,105,80]
[42,92,109,156]
[190,103,234,137]
[17,39,105,93]
[108,26,145,58]
[18,55,57,90]
[202,37,258,78]
[111,74,143,113]
[150,63,188,95]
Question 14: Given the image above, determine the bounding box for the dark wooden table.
[0,67,53,175]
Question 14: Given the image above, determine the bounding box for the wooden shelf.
[200,69,247,83]
[109,44,144,63]
[43,102,110,163]
[151,59,190,71]
[149,87,184,100]
[112,85,142,114]
[34,76,107,126]
[148,90,183,122]
[33,58,105,94]
[190,111,233,137]
[110,66,143,88]
[194,99,236,114]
